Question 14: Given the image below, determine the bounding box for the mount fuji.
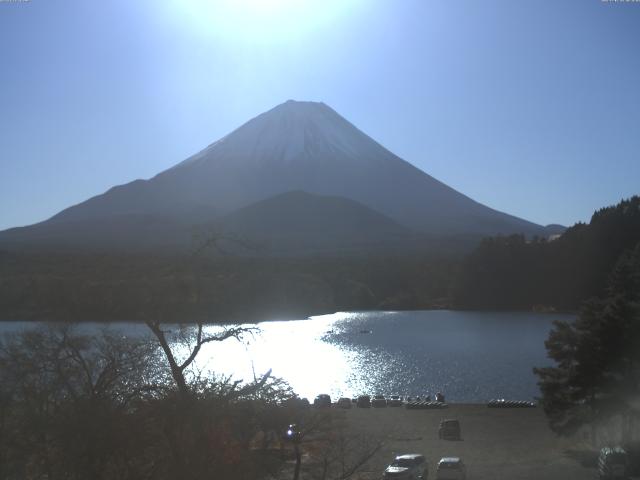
[0,100,561,253]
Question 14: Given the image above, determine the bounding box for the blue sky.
[1,0,639,230]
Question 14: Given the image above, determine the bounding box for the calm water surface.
[0,310,573,402]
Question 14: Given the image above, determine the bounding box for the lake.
[0,310,572,402]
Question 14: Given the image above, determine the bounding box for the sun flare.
[169,0,361,42]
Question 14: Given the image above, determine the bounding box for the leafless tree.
[312,431,382,480]
[0,325,160,479]
[144,320,264,397]
[144,230,279,398]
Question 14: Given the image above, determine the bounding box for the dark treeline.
[0,251,457,322]
[453,196,640,311]
[2,197,639,322]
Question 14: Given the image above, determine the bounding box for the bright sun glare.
[171,0,361,42]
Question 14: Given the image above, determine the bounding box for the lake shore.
[0,307,575,325]
[337,403,598,480]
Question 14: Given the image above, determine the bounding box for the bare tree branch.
[178,325,255,373]
[146,319,258,397]
[190,228,265,258]
[336,440,382,480]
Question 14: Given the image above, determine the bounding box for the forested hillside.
[3,197,638,321]
[453,196,640,310]
[0,251,455,322]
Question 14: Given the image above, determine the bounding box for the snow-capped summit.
[174,100,385,170]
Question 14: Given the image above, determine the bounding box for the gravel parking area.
[342,404,597,480]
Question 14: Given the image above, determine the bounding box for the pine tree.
[534,243,640,436]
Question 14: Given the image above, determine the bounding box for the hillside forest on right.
[453,196,640,312]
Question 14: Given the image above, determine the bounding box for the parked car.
[435,392,445,403]
[438,419,461,440]
[372,395,387,408]
[598,446,628,479]
[337,397,352,409]
[383,453,428,479]
[388,395,403,407]
[436,457,466,480]
[313,394,331,408]
[283,396,310,409]
[356,395,371,408]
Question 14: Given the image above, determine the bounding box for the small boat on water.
[487,399,536,408]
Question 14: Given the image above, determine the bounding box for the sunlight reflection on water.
[192,313,362,400]
[188,310,572,401]
[0,310,573,402]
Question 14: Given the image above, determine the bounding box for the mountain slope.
[0,191,416,254]
[0,214,195,252]
[1,100,558,252]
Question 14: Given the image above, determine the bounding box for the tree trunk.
[293,443,301,480]
[146,322,190,397]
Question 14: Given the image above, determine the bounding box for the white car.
[383,453,428,479]
[436,457,466,480]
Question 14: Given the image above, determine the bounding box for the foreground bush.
[0,326,297,480]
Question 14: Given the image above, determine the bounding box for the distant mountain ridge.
[0,100,562,253]
[218,190,416,255]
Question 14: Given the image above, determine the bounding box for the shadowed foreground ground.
[329,404,601,480]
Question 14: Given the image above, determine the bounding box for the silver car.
[436,457,466,480]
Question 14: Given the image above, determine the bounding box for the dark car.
[438,419,461,440]
[372,395,387,408]
[598,446,628,479]
[313,394,331,408]
[283,396,310,409]
[356,395,371,408]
